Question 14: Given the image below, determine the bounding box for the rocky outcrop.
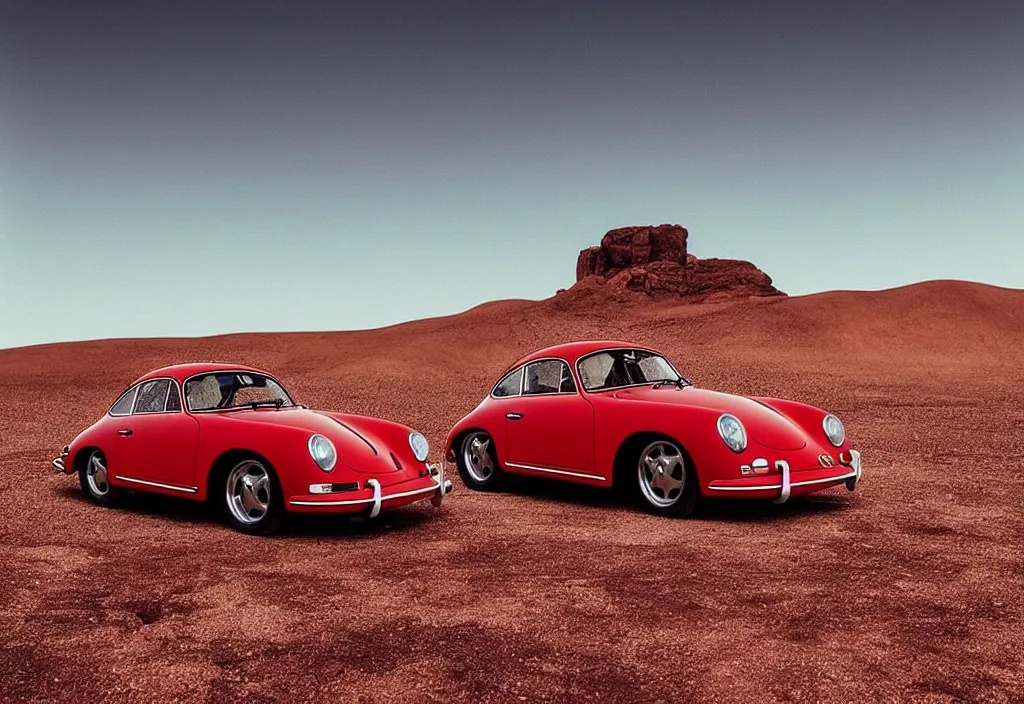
[571,224,783,301]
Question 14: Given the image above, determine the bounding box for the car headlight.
[409,431,429,462]
[717,414,747,453]
[308,434,337,471]
[822,414,845,447]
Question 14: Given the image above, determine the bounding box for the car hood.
[608,386,808,451]
[215,408,402,474]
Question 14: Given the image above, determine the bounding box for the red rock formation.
[571,224,783,301]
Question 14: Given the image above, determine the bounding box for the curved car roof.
[133,363,271,385]
[509,341,662,371]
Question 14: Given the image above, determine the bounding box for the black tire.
[633,438,700,517]
[456,431,504,491]
[78,449,124,507]
[220,456,284,535]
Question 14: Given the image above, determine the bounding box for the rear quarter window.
[492,368,523,397]
[109,387,137,416]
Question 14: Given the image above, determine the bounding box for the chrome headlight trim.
[717,413,747,453]
[822,414,846,447]
[409,431,430,462]
[308,433,338,472]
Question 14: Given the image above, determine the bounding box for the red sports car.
[52,363,451,534]
[445,342,861,516]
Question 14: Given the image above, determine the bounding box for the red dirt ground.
[1,280,1022,702]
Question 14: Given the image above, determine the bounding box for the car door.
[115,378,201,493]
[504,359,596,477]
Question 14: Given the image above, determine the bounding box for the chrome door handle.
[118,429,134,437]
[506,413,523,420]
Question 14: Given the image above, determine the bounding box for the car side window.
[134,379,171,414]
[110,387,138,416]
[524,360,575,395]
[492,368,523,398]
[166,383,182,412]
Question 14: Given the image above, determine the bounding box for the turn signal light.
[741,458,772,476]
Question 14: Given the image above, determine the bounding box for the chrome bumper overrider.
[288,461,453,517]
[51,447,69,474]
[715,449,863,504]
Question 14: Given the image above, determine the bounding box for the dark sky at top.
[1,1,1022,347]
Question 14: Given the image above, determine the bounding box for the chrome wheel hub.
[638,441,685,508]
[86,452,109,496]
[463,433,495,483]
[226,460,271,525]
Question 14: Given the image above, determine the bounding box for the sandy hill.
[1,278,1022,702]
[3,278,1022,432]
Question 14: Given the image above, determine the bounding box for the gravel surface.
[1,281,1022,703]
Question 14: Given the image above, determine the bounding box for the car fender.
[67,418,119,478]
[324,412,426,468]
[591,399,738,490]
[752,397,850,452]
[445,398,506,466]
[193,417,316,501]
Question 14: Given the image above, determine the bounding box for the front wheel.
[222,458,283,535]
[635,439,699,517]
[457,432,504,491]
[78,449,123,507]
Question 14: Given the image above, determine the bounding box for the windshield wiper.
[652,378,691,390]
[247,399,285,410]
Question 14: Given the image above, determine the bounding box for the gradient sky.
[2,1,1022,349]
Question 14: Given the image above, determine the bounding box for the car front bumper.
[706,449,862,504]
[52,446,70,474]
[286,461,453,516]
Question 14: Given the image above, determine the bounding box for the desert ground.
[1,280,1022,703]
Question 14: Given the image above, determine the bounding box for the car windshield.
[577,349,685,391]
[184,372,296,412]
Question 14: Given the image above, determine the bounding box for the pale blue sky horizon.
[2,1,1022,350]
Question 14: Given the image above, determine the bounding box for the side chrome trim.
[505,461,605,481]
[115,475,198,494]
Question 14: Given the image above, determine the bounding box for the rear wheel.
[78,449,123,507]
[635,439,699,517]
[222,458,283,535]
[457,432,503,491]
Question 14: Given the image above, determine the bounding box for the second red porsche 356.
[445,341,862,516]
[52,363,451,534]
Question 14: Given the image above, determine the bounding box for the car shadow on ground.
[56,484,436,537]
[500,475,855,523]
